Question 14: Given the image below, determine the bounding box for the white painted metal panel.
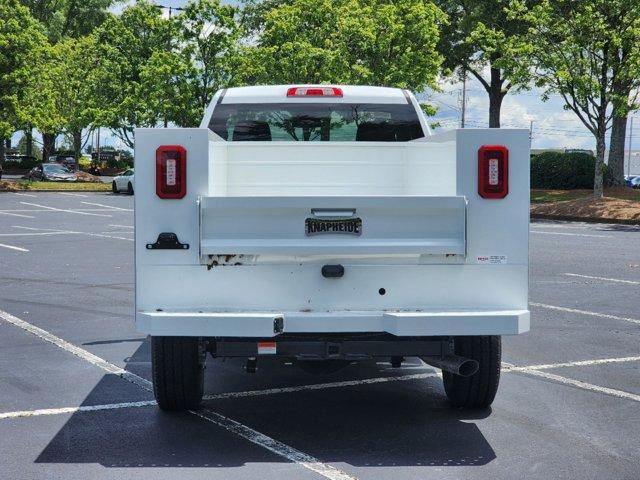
[199,196,466,257]
[136,309,529,337]
[134,119,530,337]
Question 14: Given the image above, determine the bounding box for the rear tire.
[127,182,134,195]
[112,181,118,193]
[442,335,501,408]
[151,336,205,411]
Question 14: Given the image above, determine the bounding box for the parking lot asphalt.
[0,191,639,480]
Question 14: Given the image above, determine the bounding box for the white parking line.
[512,368,640,403]
[81,201,132,211]
[20,201,112,218]
[0,208,120,213]
[565,273,640,285]
[11,192,37,197]
[0,308,359,480]
[506,355,640,371]
[0,374,443,420]
[11,225,133,242]
[56,192,88,197]
[0,232,70,236]
[0,242,29,252]
[0,211,35,218]
[3,354,640,421]
[0,400,157,420]
[109,224,133,229]
[0,308,151,391]
[194,409,358,480]
[530,302,640,325]
[531,231,611,238]
[204,372,441,401]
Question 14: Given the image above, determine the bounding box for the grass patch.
[9,181,111,192]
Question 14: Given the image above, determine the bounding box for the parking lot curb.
[530,213,640,225]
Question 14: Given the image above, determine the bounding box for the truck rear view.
[135,85,530,411]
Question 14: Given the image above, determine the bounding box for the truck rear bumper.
[136,309,530,337]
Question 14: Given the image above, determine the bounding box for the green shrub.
[530,151,596,189]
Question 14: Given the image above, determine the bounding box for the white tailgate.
[199,196,466,257]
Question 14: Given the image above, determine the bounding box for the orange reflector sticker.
[258,341,277,355]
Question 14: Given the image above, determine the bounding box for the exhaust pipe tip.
[421,355,480,377]
[457,359,479,377]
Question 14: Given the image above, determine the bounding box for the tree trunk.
[42,133,56,162]
[0,137,5,163]
[25,127,33,158]
[607,114,627,187]
[72,130,82,170]
[5,138,11,149]
[488,67,504,128]
[594,132,606,198]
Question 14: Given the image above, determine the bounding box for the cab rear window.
[208,103,424,142]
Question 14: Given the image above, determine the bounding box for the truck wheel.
[151,336,205,411]
[442,336,501,408]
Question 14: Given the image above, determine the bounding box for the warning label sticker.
[257,341,277,355]
[477,255,508,265]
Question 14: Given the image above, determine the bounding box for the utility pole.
[96,127,100,168]
[460,71,467,128]
[529,120,534,141]
[154,4,184,19]
[628,117,634,177]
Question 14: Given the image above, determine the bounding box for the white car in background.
[112,168,135,194]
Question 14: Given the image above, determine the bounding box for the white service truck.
[135,85,530,411]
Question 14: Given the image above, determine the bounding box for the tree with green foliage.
[19,0,116,161]
[515,0,635,197]
[19,0,116,43]
[92,1,178,147]
[178,0,241,116]
[0,0,47,162]
[436,0,534,128]
[138,50,197,128]
[50,36,102,159]
[605,1,640,186]
[235,0,444,92]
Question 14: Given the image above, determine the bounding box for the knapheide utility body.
[135,85,530,411]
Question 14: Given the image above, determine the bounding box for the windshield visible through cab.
[208,103,424,142]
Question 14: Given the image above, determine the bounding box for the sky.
[424,75,604,151]
[11,0,637,155]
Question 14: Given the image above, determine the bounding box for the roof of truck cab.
[220,85,410,104]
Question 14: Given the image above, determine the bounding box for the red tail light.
[156,145,186,199]
[287,86,343,97]
[478,145,508,199]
